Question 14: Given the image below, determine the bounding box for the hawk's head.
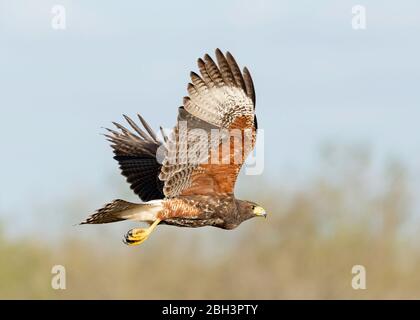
[236,200,267,221]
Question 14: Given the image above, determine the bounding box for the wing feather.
[197,58,215,89]
[243,67,256,106]
[215,48,236,87]
[226,51,246,90]
[204,54,225,87]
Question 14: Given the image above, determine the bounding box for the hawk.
[81,49,266,246]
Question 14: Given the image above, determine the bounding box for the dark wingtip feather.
[112,121,131,134]
[137,114,158,143]
[243,67,256,106]
[123,114,149,140]
[215,48,236,86]
[226,51,246,90]
[204,53,211,60]
[197,57,205,67]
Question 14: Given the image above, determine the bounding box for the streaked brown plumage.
[81,49,266,246]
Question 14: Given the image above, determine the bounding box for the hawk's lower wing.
[105,114,167,201]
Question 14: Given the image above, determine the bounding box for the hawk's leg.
[123,218,161,246]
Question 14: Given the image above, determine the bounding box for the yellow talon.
[124,218,161,246]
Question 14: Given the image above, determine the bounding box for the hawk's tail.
[80,199,163,225]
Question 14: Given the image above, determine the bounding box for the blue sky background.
[0,0,419,235]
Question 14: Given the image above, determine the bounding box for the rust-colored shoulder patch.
[159,198,201,219]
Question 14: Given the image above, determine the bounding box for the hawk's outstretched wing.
[159,49,257,197]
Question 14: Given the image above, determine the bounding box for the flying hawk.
[81,49,266,246]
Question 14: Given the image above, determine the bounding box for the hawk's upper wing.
[159,49,257,197]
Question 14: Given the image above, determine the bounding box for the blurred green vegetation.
[1,146,419,299]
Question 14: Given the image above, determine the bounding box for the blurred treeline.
[1,145,419,299]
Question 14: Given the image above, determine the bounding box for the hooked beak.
[253,206,267,218]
